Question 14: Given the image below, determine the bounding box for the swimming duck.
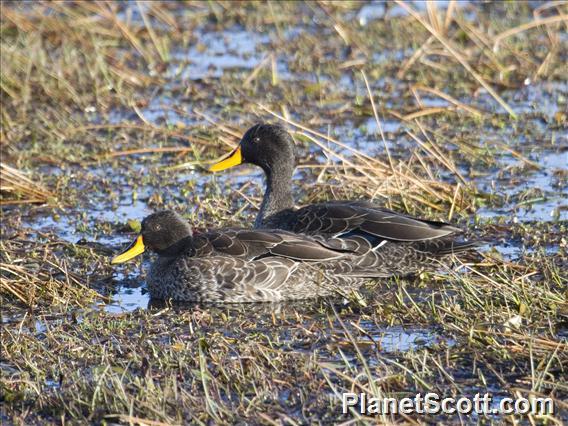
[110,210,376,302]
[209,123,477,257]
[112,210,473,302]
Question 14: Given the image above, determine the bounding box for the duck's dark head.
[209,123,296,175]
[111,210,192,264]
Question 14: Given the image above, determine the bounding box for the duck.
[111,210,393,302]
[209,123,477,262]
[112,210,475,303]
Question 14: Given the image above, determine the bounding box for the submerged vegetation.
[1,1,567,424]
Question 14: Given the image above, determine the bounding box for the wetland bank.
[1,1,567,424]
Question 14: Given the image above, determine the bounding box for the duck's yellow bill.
[209,146,242,172]
[111,235,145,264]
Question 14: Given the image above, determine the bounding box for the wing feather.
[198,229,350,262]
[288,202,460,242]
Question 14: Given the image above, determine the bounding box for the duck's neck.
[256,164,294,228]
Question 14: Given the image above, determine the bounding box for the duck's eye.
[253,137,260,144]
[155,224,162,231]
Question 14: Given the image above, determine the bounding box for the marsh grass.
[1,1,567,424]
[0,164,54,205]
[0,235,107,309]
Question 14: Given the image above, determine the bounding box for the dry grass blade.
[66,123,216,147]
[136,0,170,62]
[402,107,452,121]
[443,0,457,32]
[0,239,105,308]
[97,3,153,65]
[0,164,54,205]
[360,70,395,171]
[493,14,568,51]
[397,35,435,79]
[396,0,517,118]
[410,85,485,117]
[405,130,466,185]
[98,147,194,160]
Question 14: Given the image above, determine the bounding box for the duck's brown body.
[147,254,363,302]
[144,224,471,303]
[142,227,366,302]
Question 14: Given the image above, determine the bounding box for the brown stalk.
[98,147,194,160]
[0,164,53,204]
[402,107,449,121]
[411,85,485,117]
[492,14,568,51]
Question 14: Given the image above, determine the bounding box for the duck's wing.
[287,202,461,242]
[195,229,354,262]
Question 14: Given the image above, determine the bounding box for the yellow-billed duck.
[209,123,477,263]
